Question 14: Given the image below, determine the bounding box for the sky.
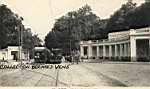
[1,0,145,41]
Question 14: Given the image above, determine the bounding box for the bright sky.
[1,0,145,41]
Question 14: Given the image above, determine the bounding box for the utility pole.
[20,24,23,64]
[18,25,21,62]
[18,17,23,66]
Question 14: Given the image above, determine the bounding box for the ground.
[0,62,150,87]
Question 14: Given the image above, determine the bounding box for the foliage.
[45,5,105,55]
[106,0,150,32]
[0,4,20,48]
[0,4,42,54]
[125,1,150,28]
[46,0,150,55]
[105,0,137,33]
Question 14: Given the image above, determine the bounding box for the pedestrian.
[71,50,75,64]
[75,50,80,64]
[61,56,65,63]
[2,57,4,61]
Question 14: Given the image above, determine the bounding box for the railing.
[136,28,150,33]
[80,37,129,44]
[109,36,129,41]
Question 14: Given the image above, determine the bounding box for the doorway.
[136,39,150,62]
[11,51,19,61]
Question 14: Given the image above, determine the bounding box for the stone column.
[127,43,131,57]
[7,50,8,60]
[80,46,84,57]
[7,47,10,60]
[149,39,150,60]
[103,45,106,58]
[88,45,92,58]
[97,46,100,57]
[124,43,127,57]
[130,37,136,61]
[109,45,112,59]
[115,44,118,57]
[120,44,123,57]
[126,43,128,57]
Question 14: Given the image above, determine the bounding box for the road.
[0,62,150,87]
[0,63,127,87]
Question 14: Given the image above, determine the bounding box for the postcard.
[0,0,149,89]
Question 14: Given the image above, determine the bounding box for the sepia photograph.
[0,0,150,88]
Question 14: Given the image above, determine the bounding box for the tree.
[0,4,42,58]
[125,1,150,28]
[0,4,27,48]
[105,0,137,33]
[0,4,20,48]
[32,34,42,47]
[45,5,103,55]
[22,28,42,58]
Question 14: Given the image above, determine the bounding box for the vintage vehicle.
[34,47,62,64]
[50,48,62,63]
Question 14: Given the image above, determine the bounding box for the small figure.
[2,57,4,61]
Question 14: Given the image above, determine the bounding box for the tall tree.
[45,5,103,55]
[0,4,42,54]
[105,0,136,33]
[0,4,20,48]
[22,28,42,58]
[125,1,150,28]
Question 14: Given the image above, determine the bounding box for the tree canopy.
[125,1,150,28]
[105,0,150,32]
[45,5,106,55]
[0,4,42,52]
[0,4,19,48]
[105,0,137,33]
[46,1,150,55]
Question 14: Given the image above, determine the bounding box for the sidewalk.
[101,61,150,65]
[82,58,150,65]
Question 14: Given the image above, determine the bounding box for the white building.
[0,46,29,62]
[80,27,150,61]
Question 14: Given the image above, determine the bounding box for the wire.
[48,0,57,46]
[49,0,54,21]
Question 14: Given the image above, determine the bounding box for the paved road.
[83,62,150,87]
[0,63,127,87]
[58,64,127,87]
[2,62,150,87]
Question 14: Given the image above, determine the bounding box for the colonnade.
[80,28,150,61]
[80,42,131,60]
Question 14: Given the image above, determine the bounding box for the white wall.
[108,31,130,40]
[0,46,29,60]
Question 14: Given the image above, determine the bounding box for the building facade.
[80,27,150,61]
[0,46,29,61]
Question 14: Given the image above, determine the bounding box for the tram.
[34,47,62,64]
